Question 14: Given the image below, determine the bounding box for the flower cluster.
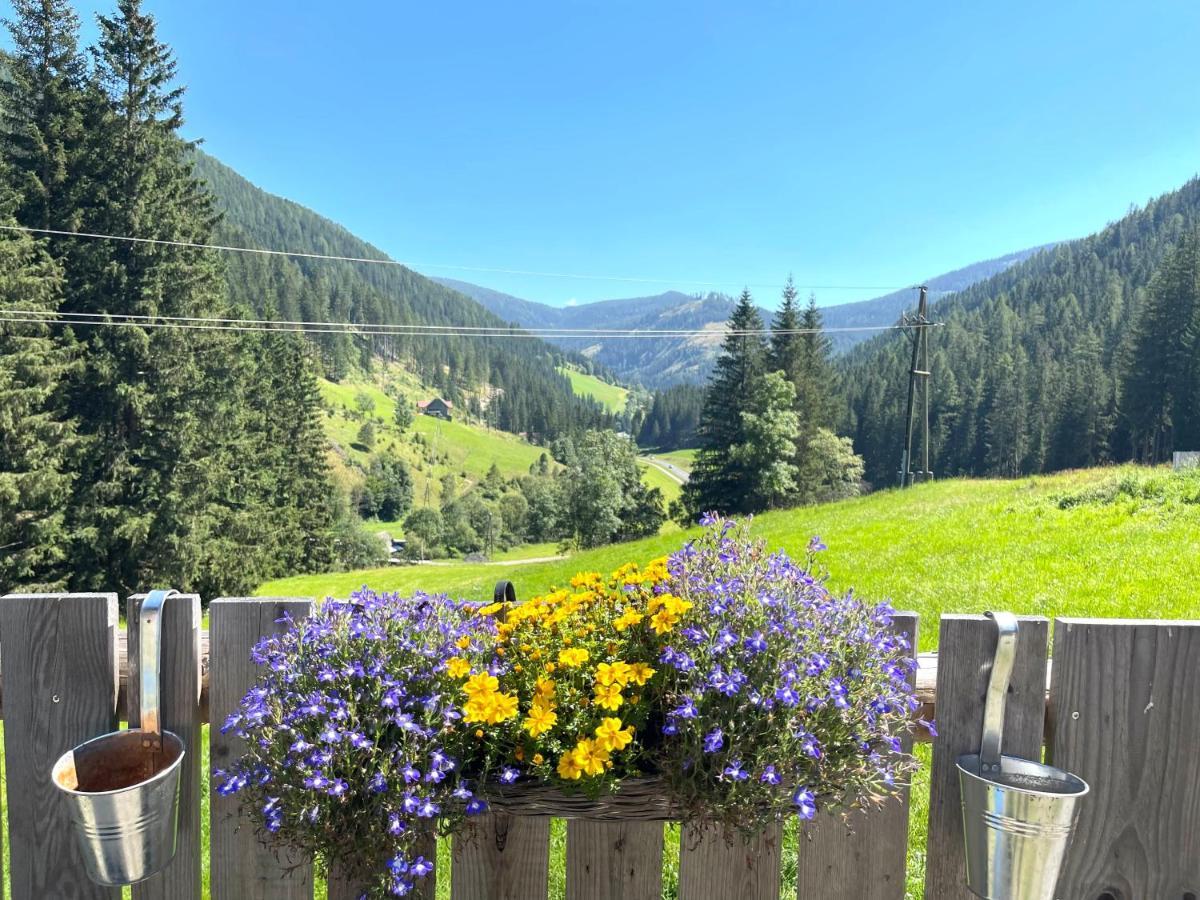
[655,516,918,833]
[220,521,918,897]
[216,591,498,897]
[468,562,670,795]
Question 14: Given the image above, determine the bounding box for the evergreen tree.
[0,0,88,231]
[0,182,75,590]
[797,294,836,431]
[728,371,800,510]
[1120,229,1200,461]
[768,276,804,386]
[683,290,767,516]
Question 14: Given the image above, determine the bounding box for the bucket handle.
[140,589,179,751]
[979,611,1018,774]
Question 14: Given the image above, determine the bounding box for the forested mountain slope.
[193,152,611,440]
[841,178,1200,485]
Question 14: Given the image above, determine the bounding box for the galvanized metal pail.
[51,589,185,886]
[956,612,1088,900]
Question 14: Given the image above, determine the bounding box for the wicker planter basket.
[482,776,682,821]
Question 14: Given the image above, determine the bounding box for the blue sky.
[45,1,1200,307]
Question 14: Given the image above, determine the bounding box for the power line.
[0,224,947,294]
[0,308,943,339]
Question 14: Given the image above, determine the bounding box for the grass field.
[262,465,1200,641]
[557,365,630,413]
[638,457,684,505]
[653,448,697,472]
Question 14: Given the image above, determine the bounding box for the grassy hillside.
[557,365,629,413]
[260,465,1200,649]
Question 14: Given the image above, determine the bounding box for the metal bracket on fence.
[979,610,1018,774]
[494,580,516,605]
[139,588,180,752]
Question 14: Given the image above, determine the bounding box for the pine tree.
[728,371,800,509]
[683,289,767,516]
[0,0,88,231]
[797,294,835,431]
[1120,229,1200,461]
[0,180,75,590]
[768,276,804,386]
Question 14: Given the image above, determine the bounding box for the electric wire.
[0,224,947,294]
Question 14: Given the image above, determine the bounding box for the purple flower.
[417,798,439,818]
[303,773,330,790]
[774,686,800,707]
[699,511,719,526]
[411,856,434,878]
[760,765,781,785]
[327,778,349,798]
[703,728,724,753]
[672,697,698,719]
[744,631,768,654]
[388,812,406,835]
[793,787,817,819]
[919,718,938,738]
[499,767,520,784]
[466,798,488,815]
[808,536,827,553]
[402,764,421,784]
[723,761,749,781]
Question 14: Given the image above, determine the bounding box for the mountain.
[840,177,1200,486]
[192,152,614,441]
[434,246,1048,388]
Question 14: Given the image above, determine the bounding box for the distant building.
[418,397,453,421]
[1174,451,1200,470]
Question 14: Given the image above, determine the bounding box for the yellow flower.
[595,661,632,687]
[613,609,645,631]
[486,691,519,724]
[523,704,558,737]
[463,672,499,698]
[557,752,584,780]
[660,594,693,617]
[650,608,679,635]
[532,753,544,765]
[594,717,634,752]
[534,676,556,700]
[477,602,505,617]
[456,636,471,650]
[446,657,471,678]
[593,682,623,710]
[628,662,655,685]
[463,696,495,723]
[558,648,589,668]
[572,739,611,776]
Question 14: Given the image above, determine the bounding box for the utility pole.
[899,285,933,487]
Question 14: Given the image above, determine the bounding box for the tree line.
[680,279,864,518]
[839,178,1200,484]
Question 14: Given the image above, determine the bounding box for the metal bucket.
[51,589,185,886]
[956,612,1088,900]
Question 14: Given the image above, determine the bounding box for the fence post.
[922,614,1048,900]
[209,598,315,900]
[677,821,783,900]
[0,592,121,899]
[1049,617,1200,896]
[796,612,919,899]
[566,820,664,900]
[451,812,551,900]
[125,592,203,900]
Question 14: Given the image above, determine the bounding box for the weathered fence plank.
[451,812,551,899]
[1050,618,1200,898]
[677,821,783,900]
[923,614,1049,900]
[209,598,315,900]
[0,592,120,900]
[126,592,202,900]
[797,612,919,899]
[566,820,664,900]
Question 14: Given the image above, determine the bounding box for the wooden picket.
[796,612,919,899]
[1049,617,1200,897]
[565,820,664,900]
[127,592,204,900]
[209,598,315,900]
[0,593,121,900]
[451,812,552,899]
[2,594,1199,900]
[922,614,1049,900]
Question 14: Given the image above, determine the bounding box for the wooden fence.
[0,594,1197,899]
